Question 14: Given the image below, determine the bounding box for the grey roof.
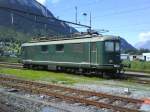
[22,35,120,47]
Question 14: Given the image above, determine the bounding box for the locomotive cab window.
[41,45,48,52]
[115,42,120,52]
[105,42,114,52]
[56,44,64,52]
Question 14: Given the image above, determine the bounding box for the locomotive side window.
[115,42,120,52]
[41,45,48,52]
[56,44,64,52]
[105,42,114,52]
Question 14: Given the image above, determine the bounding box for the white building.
[143,53,150,61]
[121,54,129,60]
[129,55,143,61]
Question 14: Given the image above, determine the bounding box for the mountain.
[120,38,136,52]
[0,0,76,40]
[0,0,136,53]
[135,41,150,50]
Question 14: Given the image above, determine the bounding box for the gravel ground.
[0,74,150,112]
[0,88,69,112]
[73,80,150,99]
[72,80,150,112]
[0,87,111,112]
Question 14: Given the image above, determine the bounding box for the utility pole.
[45,7,48,17]
[34,15,37,22]
[90,12,92,28]
[11,12,14,25]
[82,12,87,25]
[75,6,78,23]
[90,12,92,31]
[45,4,48,36]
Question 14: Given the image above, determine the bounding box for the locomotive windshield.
[105,42,114,52]
[105,41,120,52]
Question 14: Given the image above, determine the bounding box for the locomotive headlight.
[114,65,120,68]
[109,60,113,63]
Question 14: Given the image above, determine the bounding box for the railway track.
[125,72,150,78]
[0,62,150,85]
[0,75,145,112]
[0,62,22,65]
[0,62,23,69]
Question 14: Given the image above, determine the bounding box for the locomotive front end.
[102,36,123,73]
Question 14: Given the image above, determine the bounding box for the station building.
[143,53,150,61]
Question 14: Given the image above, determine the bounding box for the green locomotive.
[21,34,123,75]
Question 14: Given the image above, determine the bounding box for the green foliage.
[0,26,32,42]
[0,26,66,57]
[0,26,30,56]
[123,60,150,73]
[0,68,102,85]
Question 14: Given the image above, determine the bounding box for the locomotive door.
[90,42,97,64]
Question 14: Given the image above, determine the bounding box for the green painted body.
[21,35,122,72]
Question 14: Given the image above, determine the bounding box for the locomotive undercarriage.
[23,63,124,78]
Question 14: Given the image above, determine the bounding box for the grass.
[123,60,150,73]
[0,68,102,85]
[0,67,149,91]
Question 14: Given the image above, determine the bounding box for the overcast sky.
[36,0,150,46]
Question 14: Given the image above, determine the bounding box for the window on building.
[133,56,137,59]
[41,45,48,52]
[73,43,84,53]
[91,42,96,52]
[105,42,114,52]
[56,44,64,52]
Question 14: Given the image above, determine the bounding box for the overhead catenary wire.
[10,12,80,36]
[93,5,150,20]
[49,0,150,31]
[0,4,149,32]
[0,6,91,29]
[52,0,149,20]
[10,11,60,28]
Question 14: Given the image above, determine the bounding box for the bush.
[123,60,150,73]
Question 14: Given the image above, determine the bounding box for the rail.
[0,75,144,112]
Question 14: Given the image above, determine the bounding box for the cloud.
[135,32,150,49]
[139,32,150,42]
[36,0,46,5]
[36,0,60,4]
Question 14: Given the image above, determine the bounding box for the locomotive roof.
[22,35,120,47]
